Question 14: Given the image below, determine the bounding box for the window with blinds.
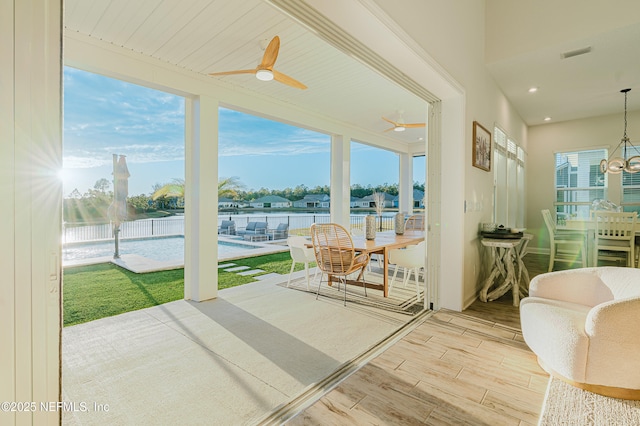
[554,149,606,220]
[493,127,525,227]
[622,172,640,214]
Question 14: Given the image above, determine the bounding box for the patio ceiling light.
[600,89,640,174]
[256,69,274,81]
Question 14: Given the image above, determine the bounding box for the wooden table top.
[350,230,424,252]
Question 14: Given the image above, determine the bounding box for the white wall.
[527,109,640,252]
[372,0,528,307]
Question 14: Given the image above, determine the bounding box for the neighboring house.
[218,197,237,208]
[250,195,291,208]
[392,189,425,208]
[350,196,369,208]
[293,194,330,208]
[360,192,395,208]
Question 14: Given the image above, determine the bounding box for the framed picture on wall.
[472,121,491,171]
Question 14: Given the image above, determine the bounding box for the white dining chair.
[388,241,426,301]
[286,236,318,290]
[593,211,637,267]
[541,209,587,271]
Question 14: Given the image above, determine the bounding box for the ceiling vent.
[561,46,592,59]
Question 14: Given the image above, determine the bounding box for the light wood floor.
[285,254,553,425]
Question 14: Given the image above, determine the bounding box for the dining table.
[313,230,425,298]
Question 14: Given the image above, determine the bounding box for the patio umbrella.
[108,154,130,258]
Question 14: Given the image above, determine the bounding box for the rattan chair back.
[405,215,425,231]
[310,223,359,276]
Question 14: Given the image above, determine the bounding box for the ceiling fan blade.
[259,36,280,69]
[381,116,399,126]
[209,69,256,76]
[383,126,395,132]
[273,70,307,90]
[404,123,426,128]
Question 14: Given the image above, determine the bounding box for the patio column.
[398,153,414,213]
[330,134,351,227]
[184,95,219,301]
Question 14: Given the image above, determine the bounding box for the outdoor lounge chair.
[270,223,289,240]
[218,220,236,235]
[236,221,268,236]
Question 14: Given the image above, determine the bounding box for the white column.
[330,134,351,227]
[1,1,62,424]
[398,153,413,213]
[184,96,219,301]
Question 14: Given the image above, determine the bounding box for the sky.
[62,67,424,197]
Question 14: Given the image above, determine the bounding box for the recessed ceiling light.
[544,117,551,121]
[528,87,538,93]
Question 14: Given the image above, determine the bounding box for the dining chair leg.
[390,265,400,291]
[315,275,324,300]
[548,246,555,272]
[304,263,310,290]
[287,260,296,287]
[342,277,348,306]
[402,267,410,288]
[413,268,421,302]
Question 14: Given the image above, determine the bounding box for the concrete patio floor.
[62,270,422,425]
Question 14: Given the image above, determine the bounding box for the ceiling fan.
[208,36,307,90]
[382,114,425,132]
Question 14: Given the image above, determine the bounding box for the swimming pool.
[62,236,260,263]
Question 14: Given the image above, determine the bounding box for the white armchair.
[520,267,640,399]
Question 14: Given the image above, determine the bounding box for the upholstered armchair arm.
[585,297,640,343]
[529,268,612,307]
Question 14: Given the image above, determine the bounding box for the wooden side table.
[480,233,532,306]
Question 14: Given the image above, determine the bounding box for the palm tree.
[152,178,185,200]
[218,176,244,199]
[152,177,244,204]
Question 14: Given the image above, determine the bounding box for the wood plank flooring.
[285,253,554,425]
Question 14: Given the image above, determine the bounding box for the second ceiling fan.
[209,36,307,90]
[382,114,425,132]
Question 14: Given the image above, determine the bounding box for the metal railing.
[63,214,398,243]
[63,217,185,243]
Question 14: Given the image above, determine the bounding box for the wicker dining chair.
[310,223,370,306]
[405,214,425,231]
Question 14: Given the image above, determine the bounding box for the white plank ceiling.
[63,0,429,146]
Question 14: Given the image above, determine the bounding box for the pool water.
[62,236,259,263]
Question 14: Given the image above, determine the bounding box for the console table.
[480,233,532,306]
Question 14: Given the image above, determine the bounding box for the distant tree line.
[63,177,425,223]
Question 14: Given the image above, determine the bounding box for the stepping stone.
[224,266,250,272]
[218,263,236,269]
[237,269,265,276]
[255,273,284,281]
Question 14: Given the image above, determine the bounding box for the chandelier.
[600,88,640,174]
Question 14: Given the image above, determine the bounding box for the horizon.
[62,67,424,197]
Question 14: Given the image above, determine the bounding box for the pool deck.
[63,236,290,273]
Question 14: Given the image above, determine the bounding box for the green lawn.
[63,252,309,327]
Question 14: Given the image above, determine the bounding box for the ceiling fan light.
[394,126,406,132]
[256,69,274,81]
